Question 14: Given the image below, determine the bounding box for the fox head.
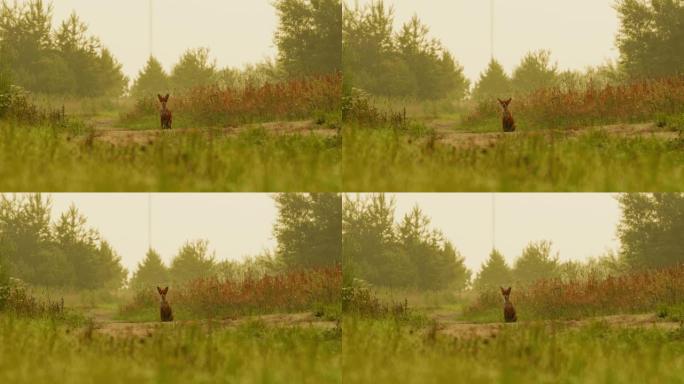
[497,98,512,111]
[157,94,170,109]
[500,286,512,302]
[157,286,169,302]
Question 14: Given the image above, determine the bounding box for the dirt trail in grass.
[425,121,681,149]
[430,313,682,340]
[90,312,338,338]
[88,119,337,146]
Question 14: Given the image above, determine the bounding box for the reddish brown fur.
[158,94,173,130]
[497,98,516,132]
[157,286,173,322]
[500,286,517,323]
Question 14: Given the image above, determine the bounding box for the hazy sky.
[380,193,622,273]
[44,0,278,79]
[351,0,621,81]
[43,194,278,274]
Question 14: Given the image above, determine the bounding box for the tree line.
[343,0,684,101]
[343,194,471,290]
[0,193,341,291]
[345,193,684,292]
[0,0,340,99]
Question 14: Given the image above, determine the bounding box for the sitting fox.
[497,98,516,132]
[500,286,517,323]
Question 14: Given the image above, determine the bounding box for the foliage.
[129,56,169,99]
[512,240,560,285]
[511,50,558,95]
[0,315,341,384]
[617,193,684,269]
[343,194,471,290]
[274,193,342,269]
[464,75,684,130]
[342,126,684,192]
[0,278,65,318]
[472,249,512,291]
[128,249,169,291]
[471,59,512,102]
[169,240,216,285]
[616,0,684,78]
[343,318,684,384]
[0,194,127,289]
[0,1,127,96]
[0,121,341,191]
[123,73,342,128]
[466,264,684,320]
[343,1,469,100]
[170,47,217,91]
[274,0,342,77]
[122,266,341,320]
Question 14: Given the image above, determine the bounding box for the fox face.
[158,94,173,129]
[157,286,173,322]
[497,98,516,132]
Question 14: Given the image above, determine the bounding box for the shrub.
[466,264,684,320]
[121,266,341,319]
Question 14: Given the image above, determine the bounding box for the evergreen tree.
[274,0,342,77]
[169,240,216,284]
[616,0,684,78]
[512,240,560,285]
[512,50,558,95]
[129,249,169,291]
[130,56,169,98]
[617,193,684,269]
[169,48,216,90]
[473,249,512,291]
[471,59,512,101]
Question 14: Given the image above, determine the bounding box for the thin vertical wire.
[490,0,494,61]
[149,0,154,57]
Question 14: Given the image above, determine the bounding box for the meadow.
[343,77,684,192]
[0,267,342,384]
[342,264,684,383]
[0,75,342,191]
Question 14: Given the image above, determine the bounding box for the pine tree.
[471,59,512,101]
[130,56,169,99]
[129,249,169,291]
[473,249,512,291]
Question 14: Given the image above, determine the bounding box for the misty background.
[391,193,621,273]
[48,193,278,272]
[351,0,620,82]
[47,0,278,79]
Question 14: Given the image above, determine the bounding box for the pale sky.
[43,0,279,80]
[377,193,622,273]
[40,194,279,275]
[350,0,621,82]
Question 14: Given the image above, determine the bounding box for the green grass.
[0,121,340,191]
[343,126,684,191]
[343,316,684,384]
[0,314,341,384]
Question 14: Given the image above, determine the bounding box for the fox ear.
[157,94,163,101]
[506,98,512,104]
[164,94,170,101]
[157,286,162,294]
[163,287,169,295]
[507,287,512,294]
[500,286,505,293]
[497,98,503,103]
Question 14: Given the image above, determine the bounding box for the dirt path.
[424,121,681,149]
[88,120,337,146]
[431,313,682,340]
[92,312,338,338]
